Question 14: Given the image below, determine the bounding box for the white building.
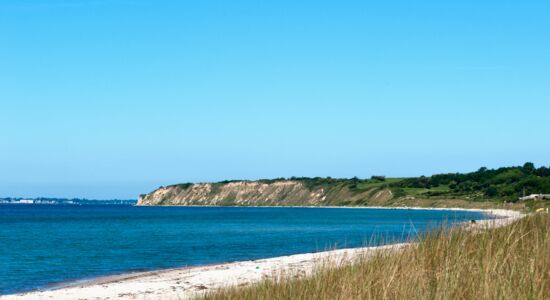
[519,194,550,201]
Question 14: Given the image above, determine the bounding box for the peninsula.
[138,163,550,208]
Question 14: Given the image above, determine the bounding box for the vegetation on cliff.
[139,163,550,207]
[392,162,550,200]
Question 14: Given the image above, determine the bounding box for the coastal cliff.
[137,179,393,206]
[138,164,550,207]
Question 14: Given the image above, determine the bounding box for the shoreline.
[0,207,523,300]
[138,204,522,216]
[138,203,518,209]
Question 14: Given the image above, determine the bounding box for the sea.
[0,205,493,295]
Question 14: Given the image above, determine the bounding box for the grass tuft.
[204,214,550,300]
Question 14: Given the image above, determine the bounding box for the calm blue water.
[0,205,492,295]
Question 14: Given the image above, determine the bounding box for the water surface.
[0,205,492,294]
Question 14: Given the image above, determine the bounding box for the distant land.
[0,197,137,205]
[138,163,550,208]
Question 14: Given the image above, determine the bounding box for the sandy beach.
[0,208,523,300]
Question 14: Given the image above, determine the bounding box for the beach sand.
[0,208,523,300]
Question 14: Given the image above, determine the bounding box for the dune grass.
[204,214,549,300]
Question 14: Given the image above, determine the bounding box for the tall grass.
[205,214,550,299]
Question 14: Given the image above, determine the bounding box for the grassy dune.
[205,214,550,300]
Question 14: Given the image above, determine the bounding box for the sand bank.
[1,208,522,300]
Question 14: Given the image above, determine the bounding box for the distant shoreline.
[1,207,522,300]
[137,203,509,210]
[136,204,520,219]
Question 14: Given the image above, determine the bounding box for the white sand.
[0,208,523,300]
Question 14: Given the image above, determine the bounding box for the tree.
[485,186,498,197]
[371,175,386,181]
[535,166,550,177]
[523,162,536,174]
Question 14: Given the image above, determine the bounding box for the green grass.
[204,213,550,300]
[355,178,404,190]
[401,185,451,196]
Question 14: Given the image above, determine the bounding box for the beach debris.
[194,284,208,290]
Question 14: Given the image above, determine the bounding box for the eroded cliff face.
[137,180,394,206]
[138,181,325,205]
[138,181,326,206]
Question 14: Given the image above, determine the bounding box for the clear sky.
[1,1,549,199]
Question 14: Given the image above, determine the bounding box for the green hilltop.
[139,163,550,209]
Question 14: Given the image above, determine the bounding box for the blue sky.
[1,1,549,199]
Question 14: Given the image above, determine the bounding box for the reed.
[204,214,549,299]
